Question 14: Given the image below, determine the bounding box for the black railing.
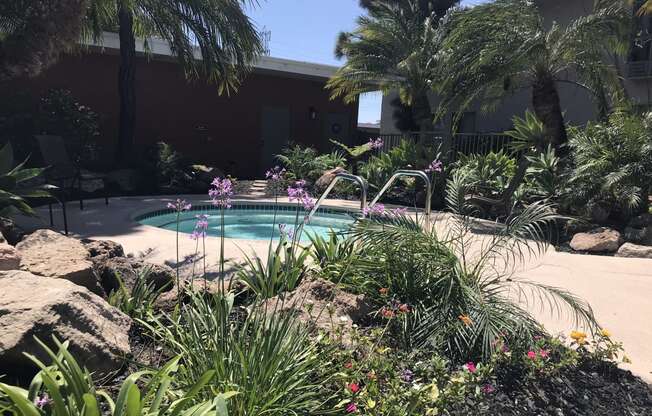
[377,132,512,160]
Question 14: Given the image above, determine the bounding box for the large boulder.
[82,238,125,262]
[16,229,102,294]
[99,256,174,294]
[0,217,25,245]
[0,243,20,270]
[616,243,652,259]
[262,278,372,336]
[0,270,131,378]
[569,227,623,253]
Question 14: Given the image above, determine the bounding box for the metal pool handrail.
[369,169,432,222]
[307,173,368,222]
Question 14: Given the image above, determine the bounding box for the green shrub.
[346,177,596,361]
[0,142,54,217]
[142,292,332,415]
[452,150,516,201]
[308,232,367,284]
[566,112,652,220]
[107,267,169,321]
[0,337,229,416]
[275,144,320,181]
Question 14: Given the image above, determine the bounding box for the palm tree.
[0,0,87,80]
[435,0,630,149]
[85,0,263,161]
[327,0,458,136]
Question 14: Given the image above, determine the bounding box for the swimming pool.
[136,203,356,241]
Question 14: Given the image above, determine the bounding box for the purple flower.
[278,223,295,240]
[481,384,495,394]
[265,166,286,182]
[400,369,414,382]
[190,214,209,240]
[368,137,384,150]
[345,402,357,413]
[209,177,233,208]
[425,160,443,174]
[390,207,409,216]
[362,203,385,217]
[287,180,315,211]
[33,394,51,409]
[167,199,192,212]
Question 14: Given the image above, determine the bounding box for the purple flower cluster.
[167,199,192,212]
[278,223,295,240]
[209,177,233,208]
[362,204,408,218]
[33,394,51,409]
[265,166,286,182]
[368,137,384,150]
[287,180,315,211]
[425,159,443,173]
[190,214,209,240]
[400,369,414,382]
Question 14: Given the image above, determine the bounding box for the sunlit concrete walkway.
[15,194,652,384]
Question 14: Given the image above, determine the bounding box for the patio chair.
[35,136,110,234]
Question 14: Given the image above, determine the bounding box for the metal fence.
[377,132,512,160]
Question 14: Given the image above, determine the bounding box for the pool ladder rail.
[307,169,432,225]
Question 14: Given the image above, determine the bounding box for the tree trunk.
[532,73,567,150]
[501,152,530,214]
[412,93,432,142]
[117,0,136,164]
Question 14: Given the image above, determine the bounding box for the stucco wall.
[0,51,358,178]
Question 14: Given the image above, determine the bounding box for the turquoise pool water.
[136,204,355,242]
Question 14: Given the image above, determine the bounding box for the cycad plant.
[0,337,229,416]
[347,174,596,361]
[0,142,55,217]
[566,111,652,219]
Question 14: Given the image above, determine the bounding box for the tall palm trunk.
[531,72,567,149]
[412,93,433,140]
[117,0,136,164]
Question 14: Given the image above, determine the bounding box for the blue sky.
[246,0,482,124]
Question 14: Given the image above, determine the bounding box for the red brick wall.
[1,51,358,178]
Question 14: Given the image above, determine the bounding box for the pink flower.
[527,351,537,360]
[265,166,286,182]
[464,362,477,373]
[362,203,385,217]
[368,137,384,150]
[33,394,51,409]
[539,349,549,359]
[287,180,315,211]
[209,178,233,208]
[167,199,192,212]
[190,214,209,240]
[481,384,495,394]
[348,382,360,393]
[346,402,357,413]
[425,160,443,173]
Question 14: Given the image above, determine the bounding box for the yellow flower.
[428,383,440,401]
[600,328,612,338]
[366,399,376,409]
[458,314,473,326]
[570,330,587,340]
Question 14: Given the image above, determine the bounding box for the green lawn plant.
[0,337,230,416]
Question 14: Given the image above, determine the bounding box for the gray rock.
[615,243,652,259]
[82,238,125,262]
[0,243,20,270]
[569,227,623,253]
[16,229,102,295]
[99,257,174,295]
[0,270,131,378]
[0,217,25,245]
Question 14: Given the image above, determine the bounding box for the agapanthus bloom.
[209,177,233,208]
[33,394,51,409]
[287,180,315,211]
[362,203,385,217]
[425,159,443,173]
[368,137,384,150]
[401,369,414,382]
[278,223,295,240]
[167,199,192,212]
[190,214,209,240]
[390,207,409,216]
[265,166,286,182]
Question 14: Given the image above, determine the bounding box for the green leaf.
[125,384,141,416]
[0,143,14,175]
[82,393,101,416]
[0,383,40,416]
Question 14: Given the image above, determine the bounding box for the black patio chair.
[35,135,110,233]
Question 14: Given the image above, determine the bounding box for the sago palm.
[83,0,263,160]
[328,0,458,134]
[435,0,630,148]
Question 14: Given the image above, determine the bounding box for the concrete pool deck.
[15,194,652,384]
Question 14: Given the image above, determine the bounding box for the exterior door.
[260,106,291,175]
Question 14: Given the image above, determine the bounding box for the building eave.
[83,32,339,80]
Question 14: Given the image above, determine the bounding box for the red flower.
[379,287,389,296]
[398,303,410,313]
[527,351,537,360]
[344,362,353,369]
[348,382,360,393]
[464,362,477,373]
[381,307,395,318]
[539,349,549,359]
